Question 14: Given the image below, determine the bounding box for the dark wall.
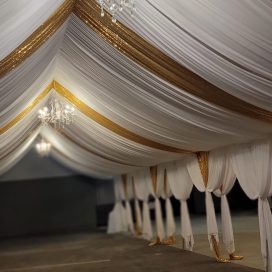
[0,149,76,182]
[0,175,111,238]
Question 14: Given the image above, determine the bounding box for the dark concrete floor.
[0,233,263,272]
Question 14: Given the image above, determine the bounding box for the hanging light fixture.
[98,0,136,23]
[38,96,76,128]
[36,138,51,157]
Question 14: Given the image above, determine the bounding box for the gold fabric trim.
[0,80,191,154]
[0,0,74,78]
[74,0,272,123]
[122,174,128,199]
[196,152,209,187]
[150,166,158,193]
[163,168,168,194]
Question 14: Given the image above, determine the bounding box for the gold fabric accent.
[53,81,190,154]
[163,235,176,245]
[0,0,74,78]
[163,168,167,194]
[74,0,272,123]
[211,235,230,263]
[229,253,244,261]
[148,236,161,246]
[0,83,53,134]
[196,151,209,187]
[150,166,158,193]
[122,174,128,199]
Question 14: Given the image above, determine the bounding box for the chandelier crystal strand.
[38,96,76,128]
[36,138,51,157]
[98,0,136,23]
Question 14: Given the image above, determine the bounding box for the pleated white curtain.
[167,159,194,250]
[133,168,153,240]
[213,153,237,254]
[107,176,127,234]
[157,164,176,240]
[186,153,220,250]
[147,167,165,241]
[230,140,272,271]
[123,175,135,234]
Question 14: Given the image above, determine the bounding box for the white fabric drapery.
[186,149,238,253]
[213,153,237,254]
[133,168,153,240]
[186,153,219,250]
[55,15,272,152]
[2,14,272,181]
[230,140,272,271]
[147,167,165,241]
[0,0,65,60]
[118,0,272,111]
[167,159,194,250]
[107,176,127,233]
[157,164,176,239]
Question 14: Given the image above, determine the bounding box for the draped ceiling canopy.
[1,0,272,178]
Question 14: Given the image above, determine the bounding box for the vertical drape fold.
[180,200,194,251]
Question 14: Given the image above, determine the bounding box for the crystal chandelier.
[36,138,51,157]
[38,96,76,128]
[98,0,136,23]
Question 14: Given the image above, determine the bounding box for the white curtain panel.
[186,154,218,250]
[230,140,272,271]
[143,166,165,241]
[107,176,128,234]
[107,202,127,234]
[213,153,237,254]
[124,174,136,234]
[167,159,194,250]
[157,163,175,239]
[0,0,65,59]
[118,0,272,111]
[133,168,153,240]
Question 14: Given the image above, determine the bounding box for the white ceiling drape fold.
[117,0,272,111]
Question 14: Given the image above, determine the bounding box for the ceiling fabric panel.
[0,23,68,126]
[0,0,73,78]
[55,15,272,151]
[116,0,272,111]
[0,1,272,178]
[0,0,65,59]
